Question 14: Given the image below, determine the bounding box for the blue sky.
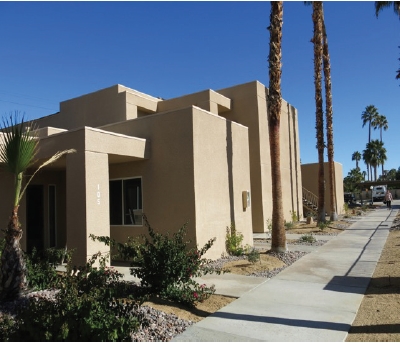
[0,1,398,178]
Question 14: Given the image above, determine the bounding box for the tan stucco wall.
[34,85,159,131]
[218,81,303,230]
[301,162,344,215]
[192,107,252,257]
[104,106,252,259]
[0,80,303,263]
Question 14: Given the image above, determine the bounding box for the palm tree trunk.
[313,2,325,223]
[0,206,27,302]
[322,7,337,221]
[268,1,286,252]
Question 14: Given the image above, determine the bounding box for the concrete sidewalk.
[172,205,398,342]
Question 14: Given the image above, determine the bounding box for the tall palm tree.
[267,1,286,252]
[312,1,326,223]
[372,114,388,143]
[0,114,75,301]
[372,114,389,177]
[362,145,373,181]
[321,3,337,221]
[352,151,362,170]
[361,105,379,180]
[361,105,380,143]
[364,140,387,181]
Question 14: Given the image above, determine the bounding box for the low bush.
[246,247,260,264]
[299,234,316,243]
[318,220,331,231]
[226,223,245,256]
[2,252,143,342]
[284,220,294,230]
[91,215,219,307]
[290,210,299,223]
[25,247,73,290]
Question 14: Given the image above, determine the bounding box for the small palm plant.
[0,113,74,301]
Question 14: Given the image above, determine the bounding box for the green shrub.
[7,252,143,342]
[91,215,218,307]
[299,234,316,243]
[284,220,294,230]
[318,220,331,231]
[266,218,272,232]
[25,247,73,291]
[246,247,260,264]
[226,223,245,256]
[290,211,299,223]
[0,314,17,341]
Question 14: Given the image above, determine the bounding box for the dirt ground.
[346,212,400,342]
[146,210,400,341]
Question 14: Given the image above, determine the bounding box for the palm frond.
[19,149,76,202]
[0,113,38,175]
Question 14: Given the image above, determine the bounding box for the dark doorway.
[26,185,44,253]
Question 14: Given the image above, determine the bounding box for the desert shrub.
[318,220,331,231]
[290,211,299,223]
[160,279,216,306]
[0,314,17,341]
[6,252,143,342]
[284,220,294,230]
[25,247,73,290]
[246,247,260,264]
[91,215,218,307]
[266,218,272,232]
[226,223,245,256]
[299,234,316,243]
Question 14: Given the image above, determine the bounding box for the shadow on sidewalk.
[211,312,350,332]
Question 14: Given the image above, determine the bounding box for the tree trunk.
[268,1,286,253]
[0,206,27,302]
[322,8,337,221]
[313,2,325,223]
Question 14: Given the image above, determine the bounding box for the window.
[109,178,143,225]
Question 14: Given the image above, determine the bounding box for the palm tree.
[321,3,337,221]
[362,147,372,181]
[267,1,286,252]
[375,1,400,17]
[375,2,400,81]
[372,114,389,176]
[0,113,75,301]
[372,114,388,143]
[364,140,387,181]
[352,151,362,170]
[312,1,326,223]
[361,105,379,180]
[361,105,380,143]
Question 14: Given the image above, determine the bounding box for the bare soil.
[346,212,400,342]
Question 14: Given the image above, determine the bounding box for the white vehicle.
[372,185,387,202]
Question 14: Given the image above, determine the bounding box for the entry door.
[26,185,44,253]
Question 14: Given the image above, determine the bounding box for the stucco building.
[0,81,303,264]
